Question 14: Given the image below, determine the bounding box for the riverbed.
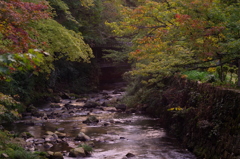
[4,82,197,159]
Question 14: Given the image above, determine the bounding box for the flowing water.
[4,82,197,159]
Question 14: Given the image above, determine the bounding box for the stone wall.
[148,77,240,159]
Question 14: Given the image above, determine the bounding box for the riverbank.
[133,76,240,159]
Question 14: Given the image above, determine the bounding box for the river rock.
[55,131,66,138]
[53,152,64,159]
[26,145,35,151]
[51,96,61,103]
[57,127,65,131]
[126,152,135,158]
[64,103,74,110]
[26,137,34,143]
[60,92,71,99]
[76,98,88,102]
[112,90,121,94]
[91,108,104,115]
[83,115,99,124]
[52,133,58,140]
[101,91,109,96]
[103,122,110,126]
[44,142,53,149]
[115,104,127,111]
[74,110,90,116]
[50,103,61,108]
[34,138,45,145]
[47,113,56,119]
[32,111,45,118]
[103,95,112,99]
[75,132,90,141]
[83,101,99,108]
[102,107,117,112]
[52,152,64,159]
[26,105,37,112]
[46,131,54,135]
[47,151,54,156]
[45,135,55,142]
[20,132,34,139]
[47,151,64,159]
[59,112,71,118]
[102,101,110,107]
[69,147,86,157]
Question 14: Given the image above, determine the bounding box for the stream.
[4,82,197,159]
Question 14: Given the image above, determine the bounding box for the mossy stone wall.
[149,77,240,159]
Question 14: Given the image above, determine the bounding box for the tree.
[107,0,240,85]
[0,0,50,54]
[0,0,96,104]
[29,19,93,73]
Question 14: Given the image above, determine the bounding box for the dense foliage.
[107,0,240,86]
[0,0,101,121]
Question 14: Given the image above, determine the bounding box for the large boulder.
[69,147,86,157]
[74,132,90,141]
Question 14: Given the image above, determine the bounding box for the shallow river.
[67,113,197,159]
[5,83,197,159]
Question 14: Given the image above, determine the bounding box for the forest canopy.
[106,0,240,86]
[0,0,94,75]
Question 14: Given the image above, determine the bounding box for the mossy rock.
[83,116,99,124]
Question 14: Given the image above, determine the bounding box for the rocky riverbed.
[3,83,197,159]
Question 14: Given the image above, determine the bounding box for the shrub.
[182,70,212,82]
[0,131,42,159]
[0,93,22,123]
[78,144,93,154]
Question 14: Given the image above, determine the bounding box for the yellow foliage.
[207,67,216,73]
[167,107,183,111]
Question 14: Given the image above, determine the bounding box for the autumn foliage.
[107,0,240,85]
[0,0,50,54]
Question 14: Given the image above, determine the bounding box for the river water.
[66,113,197,159]
[5,82,197,159]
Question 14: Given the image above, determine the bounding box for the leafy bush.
[0,93,23,123]
[0,131,42,159]
[182,70,213,82]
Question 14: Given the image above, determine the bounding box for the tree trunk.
[238,59,240,87]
